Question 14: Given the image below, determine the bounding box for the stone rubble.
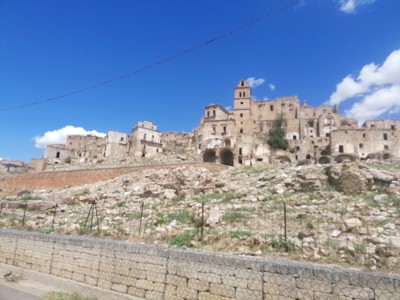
[1,159,400,273]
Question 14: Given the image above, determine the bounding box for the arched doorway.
[318,156,331,164]
[203,149,216,163]
[220,148,234,166]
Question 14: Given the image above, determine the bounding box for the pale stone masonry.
[43,80,400,168]
[1,229,400,299]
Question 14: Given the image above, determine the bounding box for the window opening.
[339,145,344,153]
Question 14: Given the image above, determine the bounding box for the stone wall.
[0,162,228,198]
[0,229,399,299]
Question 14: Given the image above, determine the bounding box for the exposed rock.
[342,218,362,232]
[373,194,388,202]
[328,162,374,194]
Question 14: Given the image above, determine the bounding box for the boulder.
[342,218,362,232]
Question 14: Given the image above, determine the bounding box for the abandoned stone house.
[44,80,400,166]
[45,121,162,164]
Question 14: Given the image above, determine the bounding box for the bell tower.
[234,79,252,110]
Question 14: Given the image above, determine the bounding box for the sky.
[1,0,399,162]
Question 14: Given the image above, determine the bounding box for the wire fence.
[1,193,399,277]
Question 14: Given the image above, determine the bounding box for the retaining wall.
[0,230,399,299]
[0,162,228,198]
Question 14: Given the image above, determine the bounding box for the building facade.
[44,80,400,166]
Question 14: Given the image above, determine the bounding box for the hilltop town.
[41,79,400,168]
[1,79,399,175]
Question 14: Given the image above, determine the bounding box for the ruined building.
[44,80,400,166]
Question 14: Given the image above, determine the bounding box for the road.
[0,283,40,300]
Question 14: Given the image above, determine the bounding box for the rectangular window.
[326,133,330,137]
[293,135,297,140]
[384,133,388,140]
[223,126,226,134]
[339,145,344,153]
[239,128,243,134]
[270,105,274,111]
[240,113,243,117]
[213,110,216,116]
[359,143,363,149]
[391,125,396,130]
[239,148,242,155]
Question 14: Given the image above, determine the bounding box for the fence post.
[284,202,288,252]
[22,202,28,225]
[200,201,205,241]
[52,204,58,229]
[139,201,144,236]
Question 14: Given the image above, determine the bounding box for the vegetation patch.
[41,291,97,300]
[222,211,247,223]
[169,230,196,247]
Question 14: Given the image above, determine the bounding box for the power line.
[0,0,300,112]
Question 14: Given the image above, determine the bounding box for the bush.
[267,127,289,150]
[169,230,196,247]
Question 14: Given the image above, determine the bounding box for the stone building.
[195,79,398,166]
[43,80,400,167]
[128,121,162,158]
[44,121,162,164]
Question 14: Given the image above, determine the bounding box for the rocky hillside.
[1,159,400,274]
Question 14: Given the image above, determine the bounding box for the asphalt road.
[0,283,40,300]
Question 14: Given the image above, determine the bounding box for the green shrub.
[267,127,289,150]
[169,230,196,247]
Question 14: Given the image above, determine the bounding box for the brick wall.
[0,229,399,299]
[0,162,228,198]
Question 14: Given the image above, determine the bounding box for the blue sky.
[1,0,399,162]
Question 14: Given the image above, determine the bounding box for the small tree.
[267,127,289,150]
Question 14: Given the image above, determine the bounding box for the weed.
[268,235,293,251]
[222,211,246,223]
[306,222,315,230]
[229,230,252,239]
[126,213,147,220]
[20,195,41,201]
[79,189,90,196]
[155,210,194,225]
[171,195,185,204]
[41,291,97,300]
[355,242,367,254]
[169,230,196,247]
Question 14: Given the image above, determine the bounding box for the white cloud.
[328,49,400,123]
[246,77,265,88]
[34,126,106,149]
[269,83,276,91]
[337,0,378,13]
